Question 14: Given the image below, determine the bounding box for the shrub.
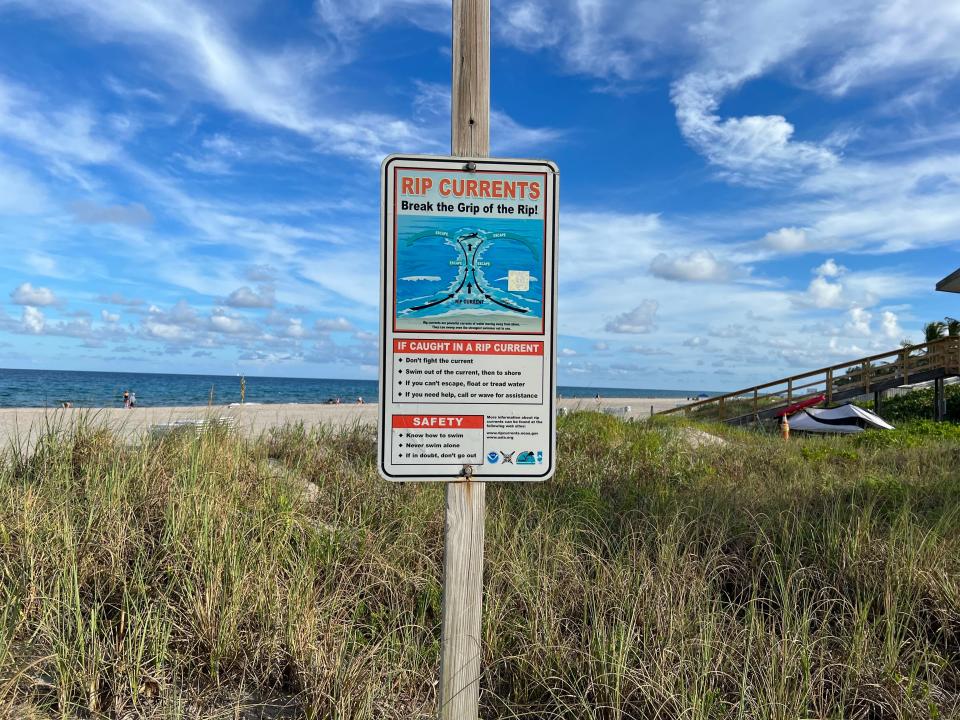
[878,383,960,423]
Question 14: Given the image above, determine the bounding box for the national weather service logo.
[516,451,537,465]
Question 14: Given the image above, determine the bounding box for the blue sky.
[1,0,959,391]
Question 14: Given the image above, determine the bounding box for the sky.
[1,0,959,391]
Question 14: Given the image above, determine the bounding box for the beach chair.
[601,405,632,418]
[150,416,238,438]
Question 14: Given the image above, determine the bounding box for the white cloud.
[70,200,153,226]
[314,0,449,43]
[560,211,674,281]
[97,292,144,307]
[3,0,432,162]
[493,2,960,186]
[284,319,308,338]
[880,310,904,340]
[24,253,59,276]
[0,75,119,166]
[814,259,846,278]
[11,282,59,306]
[672,71,837,182]
[817,1,960,95]
[490,109,563,154]
[794,258,849,308]
[100,309,120,323]
[314,316,354,332]
[246,265,278,282]
[761,227,809,252]
[21,306,44,334]
[496,0,694,80]
[225,285,275,309]
[683,336,709,348]
[845,307,872,336]
[559,347,577,357]
[143,320,186,341]
[627,345,671,356]
[605,300,658,334]
[803,276,845,309]
[411,81,562,155]
[0,160,49,214]
[649,250,736,282]
[209,314,251,335]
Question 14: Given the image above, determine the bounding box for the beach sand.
[0,397,686,448]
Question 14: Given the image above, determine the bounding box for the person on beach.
[357,396,364,404]
[129,392,137,408]
[123,391,130,408]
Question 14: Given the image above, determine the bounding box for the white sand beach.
[0,397,686,448]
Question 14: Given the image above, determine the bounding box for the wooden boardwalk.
[658,337,960,425]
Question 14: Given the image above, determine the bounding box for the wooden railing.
[658,336,960,422]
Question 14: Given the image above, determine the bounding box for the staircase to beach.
[657,336,960,425]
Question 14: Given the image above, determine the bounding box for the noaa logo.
[486,451,499,464]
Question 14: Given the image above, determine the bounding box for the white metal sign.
[378,154,558,481]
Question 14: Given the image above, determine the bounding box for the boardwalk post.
[439,1,489,718]
[934,377,946,421]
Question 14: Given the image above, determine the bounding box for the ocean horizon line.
[0,367,717,409]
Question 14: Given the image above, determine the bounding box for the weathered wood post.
[934,377,946,421]
[439,1,489,718]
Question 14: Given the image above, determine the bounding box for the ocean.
[0,368,711,408]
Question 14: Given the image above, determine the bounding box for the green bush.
[878,383,960,422]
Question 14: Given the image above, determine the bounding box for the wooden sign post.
[378,2,557,715]
[439,4,489,718]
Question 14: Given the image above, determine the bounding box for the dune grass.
[0,414,958,718]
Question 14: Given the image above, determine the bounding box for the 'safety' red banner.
[391,415,485,429]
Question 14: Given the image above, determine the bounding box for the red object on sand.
[774,394,825,417]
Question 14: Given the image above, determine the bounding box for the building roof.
[937,267,960,293]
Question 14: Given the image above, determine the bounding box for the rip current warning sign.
[378,155,558,481]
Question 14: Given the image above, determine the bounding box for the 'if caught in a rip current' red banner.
[393,339,542,355]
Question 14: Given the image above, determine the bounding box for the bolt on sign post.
[377,2,558,717]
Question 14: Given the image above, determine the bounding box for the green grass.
[1,414,958,718]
